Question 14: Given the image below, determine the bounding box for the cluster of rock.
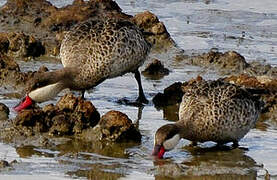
[0,0,276,149]
[177,50,277,77]
[0,93,141,145]
[0,0,175,58]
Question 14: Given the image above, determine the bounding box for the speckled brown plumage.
[20,17,151,107]
[60,18,150,90]
[178,79,263,144]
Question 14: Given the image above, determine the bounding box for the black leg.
[134,69,148,104]
[232,141,239,148]
[189,141,197,147]
[81,90,85,99]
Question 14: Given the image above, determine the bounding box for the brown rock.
[245,61,277,77]
[97,110,141,142]
[13,93,100,137]
[189,50,249,74]
[49,114,71,135]
[0,160,9,168]
[0,103,9,120]
[0,52,20,71]
[142,59,169,79]
[0,32,45,59]
[0,52,35,89]
[0,0,177,57]
[14,108,44,127]
[153,82,184,108]
[224,74,277,92]
[0,33,9,54]
[133,11,176,51]
[56,93,78,111]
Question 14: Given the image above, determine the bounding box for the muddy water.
[1,0,277,179]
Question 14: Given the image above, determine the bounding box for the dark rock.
[133,11,176,51]
[245,61,277,77]
[0,0,177,57]
[0,52,34,89]
[0,32,45,59]
[14,108,44,127]
[142,59,169,79]
[153,82,184,108]
[0,160,9,168]
[56,93,79,111]
[99,110,141,142]
[188,50,249,74]
[12,93,100,137]
[224,74,277,92]
[0,52,19,71]
[80,110,141,142]
[49,114,71,136]
[0,103,9,120]
[0,33,9,54]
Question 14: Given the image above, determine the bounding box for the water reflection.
[162,103,180,122]
[56,139,139,158]
[153,146,261,179]
[67,166,123,180]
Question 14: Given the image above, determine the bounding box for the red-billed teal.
[14,17,151,111]
[153,79,263,158]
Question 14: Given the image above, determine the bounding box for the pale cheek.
[163,134,180,150]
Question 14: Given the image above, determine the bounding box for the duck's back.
[179,80,262,143]
[60,18,150,89]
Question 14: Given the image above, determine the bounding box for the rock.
[49,114,71,136]
[0,33,9,54]
[0,52,34,89]
[178,50,277,77]
[12,93,100,137]
[153,82,184,108]
[4,32,45,59]
[224,74,277,92]
[142,59,169,79]
[81,110,141,142]
[133,11,176,51]
[245,61,277,77]
[99,110,141,142]
[14,108,44,127]
[0,160,9,168]
[188,50,249,74]
[0,0,177,57]
[0,103,9,120]
[56,93,79,111]
[0,52,20,71]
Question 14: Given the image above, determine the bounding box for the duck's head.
[152,124,181,159]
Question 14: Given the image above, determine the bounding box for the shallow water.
[1,0,277,179]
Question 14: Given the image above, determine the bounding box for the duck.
[152,78,263,159]
[14,17,151,111]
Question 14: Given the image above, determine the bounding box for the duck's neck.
[29,82,65,103]
[175,122,190,139]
